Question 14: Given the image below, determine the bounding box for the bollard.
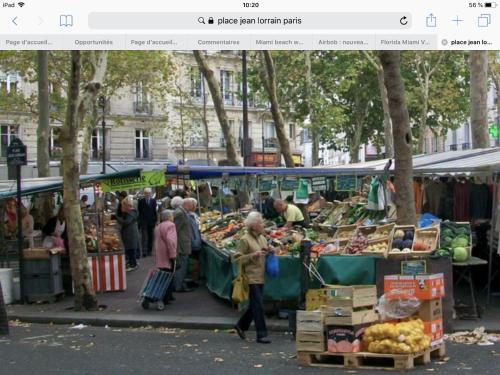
[0,280,9,335]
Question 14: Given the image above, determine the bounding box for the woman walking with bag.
[234,212,272,344]
[152,210,177,309]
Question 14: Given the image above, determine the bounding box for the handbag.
[265,252,279,278]
[232,261,249,304]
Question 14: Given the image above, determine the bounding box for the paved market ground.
[5,256,500,332]
[1,323,500,375]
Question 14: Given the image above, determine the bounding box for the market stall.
[0,169,146,299]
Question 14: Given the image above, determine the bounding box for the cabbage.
[451,237,469,248]
[453,247,469,262]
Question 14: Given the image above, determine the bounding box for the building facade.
[0,51,303,179]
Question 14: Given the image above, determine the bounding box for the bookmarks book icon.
[60,14,74,27]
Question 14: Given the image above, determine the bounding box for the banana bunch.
[363,319,431,354]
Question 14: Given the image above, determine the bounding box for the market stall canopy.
[167,148,500,179]
[0,168,142,200]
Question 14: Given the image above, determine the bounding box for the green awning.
[0,168,143,201]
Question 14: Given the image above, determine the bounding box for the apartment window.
[452,130,458,145]
[264,122,277,147]
[464,122,471,144]
[91,128,111,160]
[135,129,150,159]
[49,127,62,159]
[289,123,296,139]
[0,72,18,94]
[432,137,438,153]
[300,128,311,145]
[190,119,205,147]
[190,68,203,101]
[1,124,19,158]
[220,70,234,106]
[133,82,152,115]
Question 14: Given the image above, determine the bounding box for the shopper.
[116,195,140,271]
[173,198,194,292]
[234,211,271,344]
[116,191,128,218]
[273,199,306,228]
[187,198,202,285]
[153,210,177,308]
[80,195,89,211]
[260,192,279,219]
[138,188,157,257]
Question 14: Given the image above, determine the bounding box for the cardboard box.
[384,273,445,300]
[296,331,325,352]
[419,299,443,321]
[322,306,379,326]
[326,324,369,353]
[423,319,444,342]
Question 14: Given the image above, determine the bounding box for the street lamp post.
[98,95,106,174]
[242,51,251,166]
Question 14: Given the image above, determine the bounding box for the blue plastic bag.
[265,253,279,278]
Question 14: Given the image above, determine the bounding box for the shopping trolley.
[139,267,175,311]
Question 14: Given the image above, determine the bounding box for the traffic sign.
[7,138,27,166]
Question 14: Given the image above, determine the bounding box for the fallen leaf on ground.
[202,339,208,343]
[69,324,88,330]
[426,369,435,372]
[214,358,224,363]
[261,352,273,356]
[254,364,263,368]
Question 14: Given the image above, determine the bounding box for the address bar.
[88,12,412,30]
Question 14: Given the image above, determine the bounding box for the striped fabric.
[88,254,126,292]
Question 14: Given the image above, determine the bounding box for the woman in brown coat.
[234,212,272,344]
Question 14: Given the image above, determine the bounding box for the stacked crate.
[296,310,326,352]
[322,285,379,353]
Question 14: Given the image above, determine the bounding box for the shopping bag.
[232,262,249,304]
[265,252,279,278]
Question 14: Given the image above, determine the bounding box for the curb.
[7,312,291,332]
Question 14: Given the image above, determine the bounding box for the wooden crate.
[322,306,379,326]
[297,343,446,371]
[296,331,325,352]
[412,227,439,254]
[357,226,377,238]
[366,223,396,241]
[296,310,324,332]
[362,237,390,257]
[323,285,377,308]
[333,225,358,241]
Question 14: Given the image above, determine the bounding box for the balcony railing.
[264,138,278,148]
[449,144,458,151]
[190,137,205,147]
[462,142,471,150]
[133,101,153,115]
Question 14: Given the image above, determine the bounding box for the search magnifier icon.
[198,17,206,24]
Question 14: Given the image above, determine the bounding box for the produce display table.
[201,243,378,302]
[453,256,488,320]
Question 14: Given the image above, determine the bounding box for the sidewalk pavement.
[5,256,500,332]
[6,256,289,332]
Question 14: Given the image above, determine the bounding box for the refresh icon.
[400,16,408,25]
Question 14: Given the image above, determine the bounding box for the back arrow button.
[12,16,18,26]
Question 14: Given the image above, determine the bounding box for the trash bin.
[23,251,64,303]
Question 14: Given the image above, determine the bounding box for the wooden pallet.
[297,344,446,371]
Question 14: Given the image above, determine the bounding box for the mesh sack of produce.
[376,290,421,320]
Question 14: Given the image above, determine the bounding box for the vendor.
[21,205,34,248]
[42,206,67,250]
[273,199,306,228]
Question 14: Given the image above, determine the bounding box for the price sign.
[259,178,276,192]
[336,175,357,192]
[7,138,27,166]
[311,176,327,191]
[280,177,299,191]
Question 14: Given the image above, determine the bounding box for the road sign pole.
[16,164,24,304]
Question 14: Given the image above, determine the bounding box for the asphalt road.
[1,323,499,375]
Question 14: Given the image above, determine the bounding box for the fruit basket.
[362,238,389,257]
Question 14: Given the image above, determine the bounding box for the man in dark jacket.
[173,198,193,292]
[260,192,279,219]
[138,188,157,257]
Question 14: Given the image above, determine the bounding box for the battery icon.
[485,2,497,7]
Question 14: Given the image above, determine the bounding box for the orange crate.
[384,274,445,300]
